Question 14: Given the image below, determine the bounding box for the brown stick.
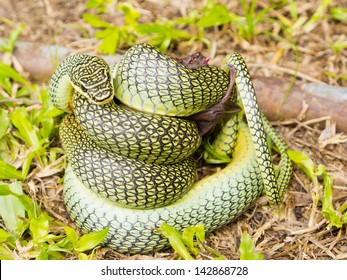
[253,77,347,132]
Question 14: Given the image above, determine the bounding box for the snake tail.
[226,53,291,204]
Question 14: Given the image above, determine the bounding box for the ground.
[0,0,347,260]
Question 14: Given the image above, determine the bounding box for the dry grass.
[1,0,347,260]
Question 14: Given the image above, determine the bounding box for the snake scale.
[49,43,292,255]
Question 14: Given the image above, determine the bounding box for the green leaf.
[316,164,326,177]
[97,29,120,54]
[117,3,140,26]
[304,0,333,32]
[50,236,74,253]
[47,251,65,260]
[0,244,16,260]
[0,63,27,84]
[136,22,167,35]
[21,150,35,178]
[194,224,205,243]
[198,3,232,28]
[338,201,347,216]
[64,226,79,247]
[7,23,26,53]
[0,182,26,231]
[182,224,205,255]
[78,252,89,260]
[0,228,14,243]
[36,89,56,142]
[86,0,101,9]
[30,212,52,243]
[0,160,23,180]
[343,211,347,224]
[10,107,41,151]
[35,243,66,260]
[0,22,25,53]
[0,183,34,211]
[36,246,49,260]
[136,21,190,52]
[160,223,194,260]
[330,7,347,23]
[321,172,342,228]
[82,14,111,28]
[239,232,264,260]
[0,76,13,94]
[75,227,109,252]
[287,150,316,181]
[86,0,109,11]
[0,108,10,139]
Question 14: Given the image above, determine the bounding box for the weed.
[86,0,114,14]
[83,2,190,53]
[288,150,347,228]
[303,0,333,32]
[83,0,275,54]
[0,23,108,260]
[239,232,264,260]
[329,35,347,54]
[0,182,108,259]
[160,223,265,260]
[0,17,26,54]
[330,7,347,23]
[160,223,225,260]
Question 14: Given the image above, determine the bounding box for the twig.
[249,62,326,84]
[0,98,41,105]
[288,219,326,235]
[321,149,347,162]
[308,237,336,259]
[288,116,331,137]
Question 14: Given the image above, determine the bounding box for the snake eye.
[79,83,87,92]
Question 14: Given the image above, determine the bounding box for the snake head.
[71,55,114,105]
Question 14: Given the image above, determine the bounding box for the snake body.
[49,44,292,254]
[63,121,262,254]
[115,44,230,116]
[72,94,202,164]
[60,115,196,209]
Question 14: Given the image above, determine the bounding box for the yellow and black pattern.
[115,44,230,116]
[260,114,293,200]
[63,122,263,254]
[60,115,196,209]
[72,94,202,164]
[48,44,293,254]
[207,115,240,159]
[225,53,292,203]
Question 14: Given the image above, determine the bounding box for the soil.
[1,0,347,260]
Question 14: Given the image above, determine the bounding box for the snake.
[49,43,292,255]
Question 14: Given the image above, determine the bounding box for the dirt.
[1,0,347,260]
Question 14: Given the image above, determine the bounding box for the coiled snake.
[49,44,292,254]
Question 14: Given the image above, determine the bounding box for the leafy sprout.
[288,150,347,228]
[159,223,225,260]
[239,232,264,260]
